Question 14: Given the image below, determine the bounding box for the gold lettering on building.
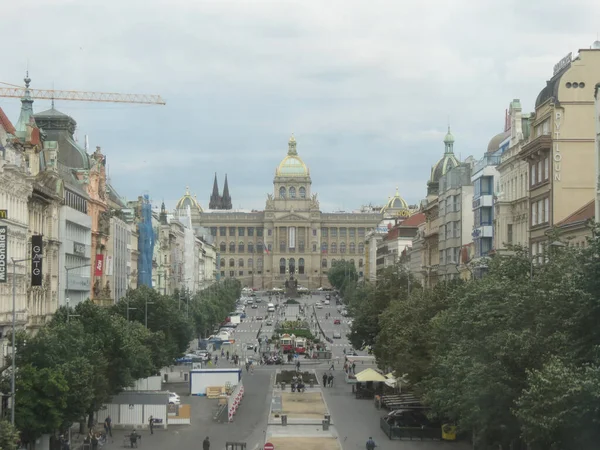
[553,111,562,182]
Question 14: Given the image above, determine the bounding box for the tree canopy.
[340,231,600,449]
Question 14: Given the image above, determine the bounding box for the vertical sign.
[94,254,104,276]
[288,227,296,249]
[31,235,43,286]
[0,226,7,283]
[106,255,114,276]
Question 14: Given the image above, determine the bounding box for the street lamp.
[126,306,137,321]
[9,256,41,425]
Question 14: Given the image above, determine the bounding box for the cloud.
[2,0,599,212]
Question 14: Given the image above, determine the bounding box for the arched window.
[220,259,225,267]
[299,258,305,274]
[358,242,364,254]
[257,242,264,253]
[322,258,327,268]
[279,186,286,199]
[299,187,306,198]
[331,242,337,253]
[248,242,254,253]
[340,242,346,253]
[289,258,296,274]
[321,243,328,253]
[220,242,226,252]
[248,258,254,268]
[238,258,244,268]
[229,258,235,267]
[331,258,337,266]
[238,241,245,253]
[279,258,286,274]
[289,187,296,198]
[349,242,356,253]
[359,258,364,268]
[229,241,235,253]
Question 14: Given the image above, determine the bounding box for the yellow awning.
[355,368,387,382]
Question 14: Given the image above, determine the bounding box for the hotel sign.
[554,111,562,181]
[553,52,572,76]
[31,235,43,286]
[0,226,7,283]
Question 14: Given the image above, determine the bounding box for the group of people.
[322,372,335,387]
[291,374,306,392]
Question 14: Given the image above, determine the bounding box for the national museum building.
[176,135,384,289]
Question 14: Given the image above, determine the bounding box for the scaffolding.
[138,195,156,287]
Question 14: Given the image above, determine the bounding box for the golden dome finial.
[395,186,399,195]
[288,133,297,155]
[185,185,190,195]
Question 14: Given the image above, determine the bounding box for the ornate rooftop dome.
[486,130,511,154]
[276,134,310,177]
[176,186,203,213]
[430,126,460,183]
[381,187,409,213]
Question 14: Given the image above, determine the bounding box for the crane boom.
[0,84,165,105]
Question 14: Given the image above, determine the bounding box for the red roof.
[399,212,426,227]
[0,107,16,135]
[556,200,595,227]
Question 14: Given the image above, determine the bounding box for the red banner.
[94,254,104,276]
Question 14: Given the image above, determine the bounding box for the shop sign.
[0,226,7,283]
[554,111,562,181]
[94,254,104,276]
[31,235,43,286]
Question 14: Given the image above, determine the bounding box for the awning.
[355,368,387,383]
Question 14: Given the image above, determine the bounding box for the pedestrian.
[296,360,300,371]
[322,373,328,387]
[203,437,210,450]
[366,437,377,450]
[91,433,98,450]
[215,355,219,365]
[329,362,335,371]
[328,373,334,387]
[104,415,112,437]
[149,415,154,434]
[226,350,230,360]
[352,362,356,374]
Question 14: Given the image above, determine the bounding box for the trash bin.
[164,374,169,383]
[281,414,288,426]
[322,419,329,431]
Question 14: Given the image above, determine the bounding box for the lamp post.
[65,298,81,323]
[145,298,155,328]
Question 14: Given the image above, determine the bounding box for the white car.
[323,300,330,305]
[316,304,323,309]
[169,392,181,405]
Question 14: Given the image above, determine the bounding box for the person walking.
[328,373,334,387]
[329,362,335,371]
[148,415,154,434]
[104,415,112,437]
[322,372,328,387]
[366,437,377,450]
[203,437,211,450]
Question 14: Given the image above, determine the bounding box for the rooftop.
[556,200,594,228]
[398,212,426,227]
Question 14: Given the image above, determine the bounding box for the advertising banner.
[0,226,7,283]
[94,254,104,277]
[106,255,114,276]
[31,235,43,286]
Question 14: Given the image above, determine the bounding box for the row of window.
[65,189,88,214]
[498,171,528,203]
[530,157,550,187]
[439,247,461,265]
[221,257,265,268]
[474,206,493,227]
[531,197,550,227]
[321,242,365,254]
[218,241,367,254]
[211,226,368,239]
[474,176,493,199]
[279,186,307,199]
[440,220,461,240]
[440,194,461,214]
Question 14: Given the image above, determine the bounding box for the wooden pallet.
[206,386,225,398]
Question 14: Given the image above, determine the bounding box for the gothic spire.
[159,201,168,225]
[222,174,232,210]
[209,173,221,209]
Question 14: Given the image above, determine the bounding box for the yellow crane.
[0,79,166,105]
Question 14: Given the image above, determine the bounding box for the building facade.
[437,164,474,281]
[494,100,532,251]
[520,45,600,259]
[182,135,381,289]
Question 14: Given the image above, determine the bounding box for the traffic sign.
[264,443,274,450]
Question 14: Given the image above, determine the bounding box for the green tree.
[327,260,358,293]
[0,420,20,450]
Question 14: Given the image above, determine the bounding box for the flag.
[264,243,270,255]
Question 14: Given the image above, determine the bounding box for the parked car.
[169,392,181,405]
[252,304,258,309]
[334,319,341,325]
[333,331,341,339]
[316,304,323,309]
[256,315,264,320]
[266,319,273,326]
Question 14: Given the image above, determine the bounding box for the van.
[267,303,275,313]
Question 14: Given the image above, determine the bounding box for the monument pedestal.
[285,276,300,299]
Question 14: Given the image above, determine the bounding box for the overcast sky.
[2,0,599,212]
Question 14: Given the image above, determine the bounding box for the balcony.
[473,195,494,209]
[472,225,493,238]
[472,155,501,175]
[520,134,552,159]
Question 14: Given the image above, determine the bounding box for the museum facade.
[177,135,383,289]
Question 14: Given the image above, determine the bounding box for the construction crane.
[0,79,166,105]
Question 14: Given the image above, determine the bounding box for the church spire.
[15,72,35,139]
[209,173,221,209]
[159,201,168,225]
[222,174,232,210]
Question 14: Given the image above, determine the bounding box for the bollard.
[281,414,288,426]
[322,419,329,431]
[324,414,331,425]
